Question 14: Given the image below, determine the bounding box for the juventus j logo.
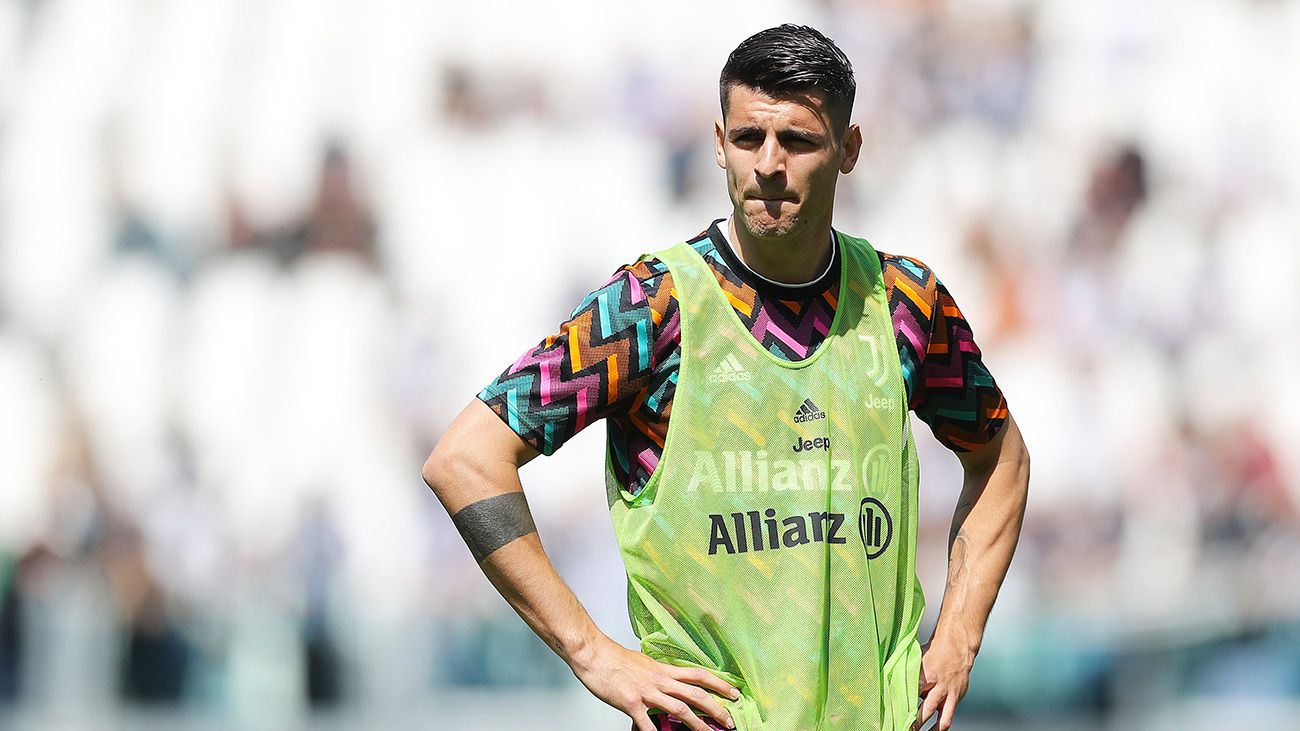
[858,497,893,559]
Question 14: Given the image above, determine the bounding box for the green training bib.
[605,232,924,730]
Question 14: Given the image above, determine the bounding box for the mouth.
[746,194,797,203]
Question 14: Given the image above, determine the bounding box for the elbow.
[422,439,466,496]
[422,399,532,500]
[1016,443,1031,504]
[421,451,442,493]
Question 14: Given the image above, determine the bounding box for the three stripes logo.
[858,497,893,559]
[708,353,752,383]
[792,398,826,424]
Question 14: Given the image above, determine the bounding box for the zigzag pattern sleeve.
[476,263,664,456]
[883,254,1009,453]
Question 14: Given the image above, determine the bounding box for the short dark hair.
[719,24,856,132]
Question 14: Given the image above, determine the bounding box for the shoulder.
[624,254,671,291]
[566,232,713,354]
[876,248,941,307]
[621,228,718,306]
[864,246,943,338]
[631,230,717,273]
[567,238,691,325]
[836,231,937,286]
[869,248,1010,453]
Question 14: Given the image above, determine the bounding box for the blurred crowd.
[1,0,1298,728]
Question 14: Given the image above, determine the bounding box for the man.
[424,24,1030,731]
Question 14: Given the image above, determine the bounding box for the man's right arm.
[423,399,739,731]
[422,397,602,664]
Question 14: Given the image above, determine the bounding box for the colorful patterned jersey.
[478,219,1008,497]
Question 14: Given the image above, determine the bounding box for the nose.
[754,134,785,179]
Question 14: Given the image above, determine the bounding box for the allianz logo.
[706,499,894,558]
[685,447,892,494]
[708,509,847,555]
[708,353,752,383]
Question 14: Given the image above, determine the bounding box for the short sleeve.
[885,254,1009,452]
[477,264,661,456]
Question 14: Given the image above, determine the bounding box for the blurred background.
[1,0,1298,729]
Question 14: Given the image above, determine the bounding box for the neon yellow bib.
[606,232,924,730]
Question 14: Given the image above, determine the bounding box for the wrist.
[562,624,609,675]
[931,618,983,663]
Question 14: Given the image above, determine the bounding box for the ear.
[839,124,862,174]
[714,117,727,170]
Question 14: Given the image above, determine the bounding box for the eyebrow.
[780,129,823,144]
[733,124,821,144]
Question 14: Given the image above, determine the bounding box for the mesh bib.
[605,232,924,730]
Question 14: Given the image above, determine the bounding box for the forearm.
[424,414,607,672]
[478,527,606,671]
[932,433,1030,659]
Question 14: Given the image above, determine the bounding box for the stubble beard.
[734,194,809,242]
[736,194,829,245]
[742,210,795,240]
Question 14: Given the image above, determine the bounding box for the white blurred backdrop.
[0,0,1298,729]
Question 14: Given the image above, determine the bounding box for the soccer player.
[424,24,1030,731]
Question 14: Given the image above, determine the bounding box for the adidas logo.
[793,398,826,424]
[708,353,752,383]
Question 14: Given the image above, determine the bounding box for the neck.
[726,213,835,285]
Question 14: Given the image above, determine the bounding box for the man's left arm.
[913,411,1030,731]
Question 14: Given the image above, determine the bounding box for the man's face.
[715,84,861,241]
